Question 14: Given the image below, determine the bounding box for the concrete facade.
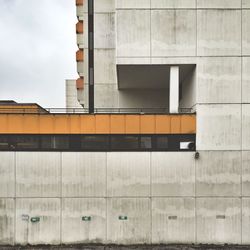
[2,0,250,246]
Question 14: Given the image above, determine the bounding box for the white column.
[169,66,179,113]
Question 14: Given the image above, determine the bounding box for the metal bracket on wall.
[30,217,40,223]
[119,216,128,220]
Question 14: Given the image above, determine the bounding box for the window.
[156,136,168,150]
[141,136,152,149]
[81,135,109,150]
[111,135,139,150]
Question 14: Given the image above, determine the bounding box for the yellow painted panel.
[23,116,40,134]
[110,115,125,134]
[39,115,55,134]
[125,115,140,134]
[181,115,196,134]
[80,115,95,133]
[140,115,155,134]
[8,115,24,133]
[95,115,110,134]
[0,115,8,133]
[171,116,181,134]
[69,115,81,133]
[155,115,171,134]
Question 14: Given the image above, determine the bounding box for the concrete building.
[1,0,250,246]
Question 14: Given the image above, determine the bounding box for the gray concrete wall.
[1,151,250,245]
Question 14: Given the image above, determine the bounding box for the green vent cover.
[82,216,91,221]
[30,217,40,223]
[119,215,128,220]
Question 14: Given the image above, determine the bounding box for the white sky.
[0,0,78,107]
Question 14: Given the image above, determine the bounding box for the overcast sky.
[0,0,77,107]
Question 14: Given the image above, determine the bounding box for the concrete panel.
[152,152,195,196]
[151,0,196,9]
[243,151,250,196]
[196,104,241,150]
[0,153,14,197]
[117,10,150,57]
[242,198,250,244]
[16,152,60,197]
[196,198,241,244]
[95,0,115,13]
[95,49,117,84]
[243,0,250,8]
[116,0,150,9]
[62,152,106,197]
[0,199,14,245]
[152,198,195,244]
[151,10,196,56]
[243,10,250,55]
[62,198,106,244]
[243,57,250,102]
[95,84,119,108]
[107,198,150,244]
[116,57,151,64]
[197,10,241,56]
[242,105,250,150]
[16,198,60,245]
[196,151,241,196]
[197,0,241,8]
[197,57,241,103]
[107,152,150,197]
[94,13,115,49]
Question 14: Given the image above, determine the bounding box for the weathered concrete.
[197,10,241,56]
[197,0,241,9]
[242,151,250,196]
[107,152,150,197]
[243,57,250,103]
[0,153,14,198]
[0,199,14,245]
[151,0,196,9]
[107,198,151,245]
[62,198,106,244]
[242,105,250,150]
[16,153,61,198]
[116,10,150,57]
[116,0,150,9]
[197,57,241,104]
[197,104,241,150]
[151,152,195,196]
[62,153,106,197]
[151,10,196,56]
[15,198,60,245]
[242,10,250,55]
[196,151,241,196]
[196,198,241,244]
[152,198,195,244]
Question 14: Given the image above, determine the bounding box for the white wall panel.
[95,0,115,13]
[197,104,241,150]
[116,0,150,9]
[196,151,241,196]
[242,151,250,196]
[243,57,250,103]
[117,10,150,57]
[94,14,115,49]
[242,105,250,150]
[197,10,241,56]
[243,10,250,55]
[107,152,150,197]
[62,152,106,197]
[0,199,14,245]
[151,10,196,56]
[16,153,60,197]
[107,198,150,244]
[196,198,241,244]
[0,153,14,197]
[243,0,250,8]
[197,57,241,103]
[197,0,241,8]
[242,198,250,244]
[151,0,196,9]
[152,152,195,196]
[62,198,106,244]
[16,198,60,245]
[152,198,195,244]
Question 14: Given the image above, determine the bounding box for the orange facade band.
[0,114,196,135]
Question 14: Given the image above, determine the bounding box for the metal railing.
[0,107,195,114]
